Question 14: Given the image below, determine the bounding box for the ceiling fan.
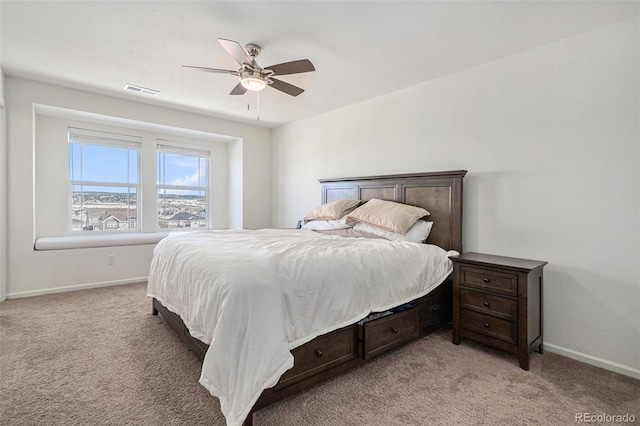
[183,38,315,97]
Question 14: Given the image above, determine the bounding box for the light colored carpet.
[1,282,638,425]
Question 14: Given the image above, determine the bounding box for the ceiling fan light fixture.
[240,76,267,91]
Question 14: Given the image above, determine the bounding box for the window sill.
[34,232,171,251]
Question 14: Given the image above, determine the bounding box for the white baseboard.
[6,277,148,299]
[544,342,640,380]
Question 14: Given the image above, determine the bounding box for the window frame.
[156,140,212,231]
[68,127,142,234]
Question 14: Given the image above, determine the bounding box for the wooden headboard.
[319,170,467,252]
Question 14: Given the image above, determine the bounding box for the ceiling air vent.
[124,84,159,96]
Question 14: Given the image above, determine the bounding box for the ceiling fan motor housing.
[245,43,262,61]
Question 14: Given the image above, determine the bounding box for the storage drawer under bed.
[357,308,419,360]
[275,325,359,390]
[415,280,452,330]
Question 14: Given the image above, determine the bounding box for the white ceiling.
[2,1,639,128]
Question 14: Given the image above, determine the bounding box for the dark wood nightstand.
[451,252,547,370]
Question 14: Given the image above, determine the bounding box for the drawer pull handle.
[315,350,323,357]
[483,301,490,307]
[432,307,438,311]
[483,322,490,328]
[391,327,399,334]
[483,277,490,283]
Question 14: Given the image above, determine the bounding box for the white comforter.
[147,229,456,426]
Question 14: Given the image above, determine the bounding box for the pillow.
[303,199,360,223]
[353,220,433,243]
[302,215,353,231]
[347,198,430,235]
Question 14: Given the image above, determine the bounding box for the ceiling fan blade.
[182,65,239,76]
[265,59,315,76]
[269,78,304,96]
[229,82,248,95]
[218,38,253,67]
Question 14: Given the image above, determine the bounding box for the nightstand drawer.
[359,308,419,360]
[460,266,517,296]
[461,310,517,344]
[461,289,517,321]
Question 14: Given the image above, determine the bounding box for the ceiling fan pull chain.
[257,91,260,122]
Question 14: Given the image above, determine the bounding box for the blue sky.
[158,152,208,188]
[70,144,207,192]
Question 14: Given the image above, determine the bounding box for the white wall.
[272,18,640,377]
[5,77,271,297]
[0,69,6,302]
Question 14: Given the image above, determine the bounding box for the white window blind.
[157,141,210,157]
[69,127,142,149]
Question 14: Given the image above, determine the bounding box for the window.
[69,128,141,232]
[157,142,210,230]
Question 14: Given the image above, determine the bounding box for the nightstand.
[451,252,547,370]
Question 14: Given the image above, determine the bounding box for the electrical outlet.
[107,254,116,266]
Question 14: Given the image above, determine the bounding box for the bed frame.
[152,170,467,425]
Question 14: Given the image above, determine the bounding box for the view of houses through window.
[71,188,139,232]
[69,129,210,232]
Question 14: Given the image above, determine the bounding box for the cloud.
[169,169,204,187]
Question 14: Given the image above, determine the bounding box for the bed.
[148,170,467,426]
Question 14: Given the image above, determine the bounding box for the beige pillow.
[347,198,430,235]
[303,199,360,223]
